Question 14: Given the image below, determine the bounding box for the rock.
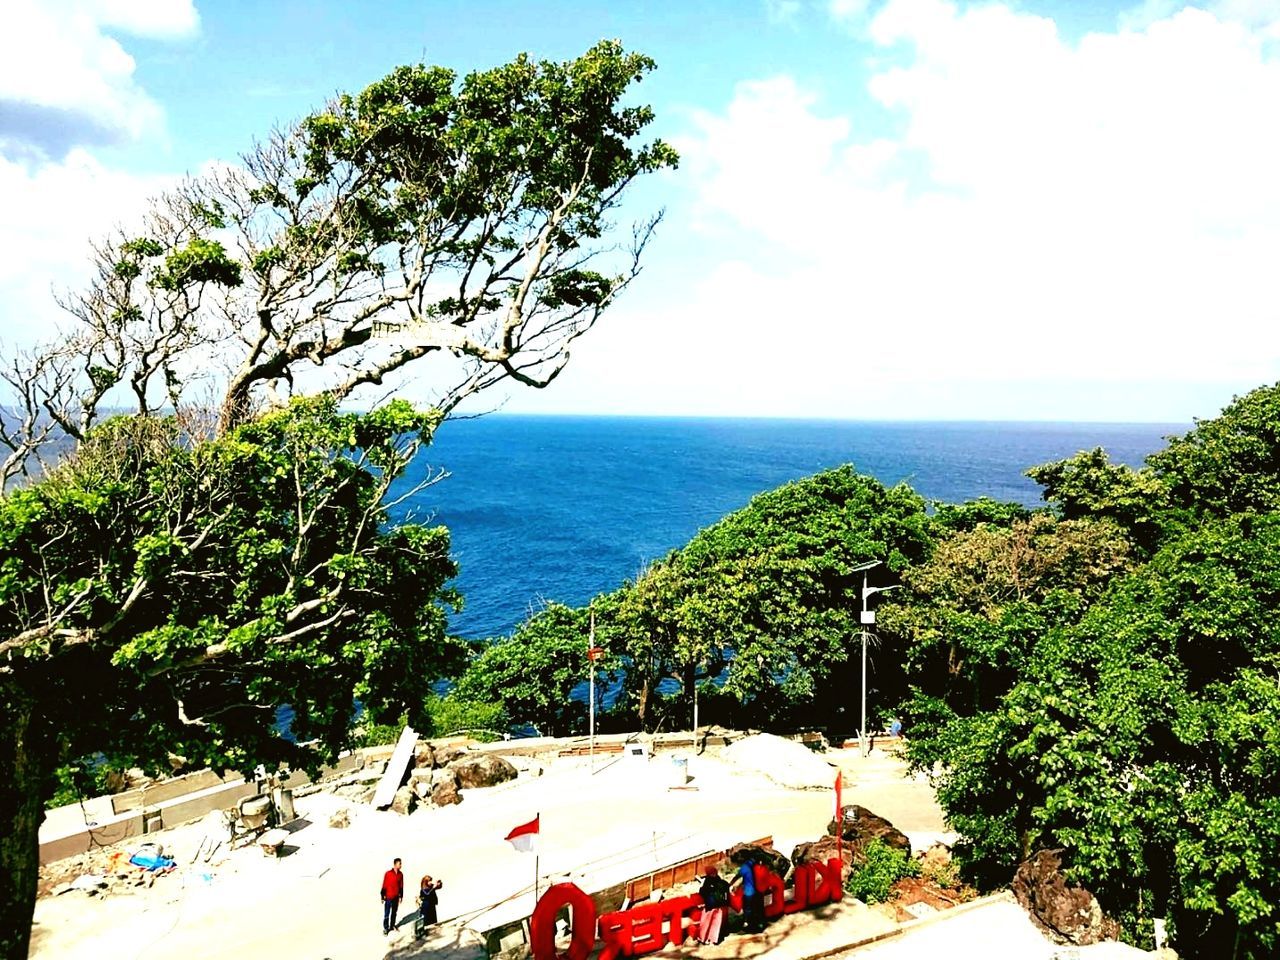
[1012,849,1120,946]
[414,745,436,769]
[413,777,433,801]
[725,842,791,880]
[389,785,417,816]
[328,808,351,829]
[450,753,518,789]
[333,783,375,804]
[917,841,952,871]
[430,770,462,807]
[433,744,468,767]
[791,835,853,874]
[827,805,912,861]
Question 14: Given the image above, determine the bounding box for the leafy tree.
[930,496,1029,535]
[0,40,677,480]
[453,602,613,737]
[1027,447,1169,550]
[1149,382,1280,518]
[0,397,465,957]
[570,467,934,730]
[0,43,675,957]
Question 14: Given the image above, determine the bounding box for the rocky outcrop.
[430,767,462,806]
[791,835,852,874]
[450,753,518,789]
[433,744,468,768]
[1012,849,1119,946]
[726,842,791,880]
[827,804,911,861]
[414,745,437,769]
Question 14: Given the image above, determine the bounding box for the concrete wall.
[39,748,375,865]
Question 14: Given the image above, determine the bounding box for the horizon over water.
[390,415,1184,641]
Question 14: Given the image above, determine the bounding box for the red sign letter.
[530,883,597,960]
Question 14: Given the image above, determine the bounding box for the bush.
[425,694,507,741]
[845,839,919,903]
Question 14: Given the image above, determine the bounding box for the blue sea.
[390,417,1183,641]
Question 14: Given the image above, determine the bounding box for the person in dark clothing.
[695,867,730,944]
[415,874,443,938]
[380,858,405,935]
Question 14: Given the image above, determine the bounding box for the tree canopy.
[0,42,674,959]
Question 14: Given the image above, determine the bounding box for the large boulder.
[389,785,417,816]
[414,744,437,769]
[433,744,468,767]
[430,768,462,807]
[791,835,853,874]
[827,805,911,861]
[725,842,791,880]
[1012,849,1119,946]
[450,753,518,789]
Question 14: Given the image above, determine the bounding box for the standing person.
[695,867,730,944]
[415,874,443,938]
[380,857,405,935]
[733,856,765,933]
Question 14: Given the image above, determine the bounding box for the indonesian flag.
[505,815,540,853]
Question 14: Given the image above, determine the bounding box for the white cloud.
[0,2,198,347]
[650,0,1280,419]
[0,0,198,158]
[0,150,177,346]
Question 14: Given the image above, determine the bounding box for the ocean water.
[390,416,1183,641]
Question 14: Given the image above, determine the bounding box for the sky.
[2,0,1279,422]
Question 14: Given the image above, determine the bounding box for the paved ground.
[834,895,1151,960]
[29,744,949,960]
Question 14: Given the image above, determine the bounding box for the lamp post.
[855,561,900,757]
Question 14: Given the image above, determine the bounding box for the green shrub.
[845,839,920,903]
[425,694,507,742]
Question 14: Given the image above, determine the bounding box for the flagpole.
[534,810,541,904]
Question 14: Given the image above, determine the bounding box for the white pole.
[861,570,869,758]
[589,610,596,771]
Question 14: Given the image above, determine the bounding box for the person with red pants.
[380,857,405,935]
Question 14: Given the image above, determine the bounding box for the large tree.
[0,42,674,958]
[0,398,465,956]
[891,384,1280,958]
[0,40,676,485]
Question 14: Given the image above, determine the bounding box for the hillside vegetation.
[457,383,1280,959]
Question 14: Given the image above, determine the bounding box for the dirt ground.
[30,743,950,960]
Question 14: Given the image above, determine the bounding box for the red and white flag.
[505,815,540,853]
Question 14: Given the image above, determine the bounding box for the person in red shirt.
[381,857,405,935]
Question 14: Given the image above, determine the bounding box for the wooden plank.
[371,725,418,809]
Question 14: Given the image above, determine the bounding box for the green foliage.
[894,385,1280,958]
[356,716,407,749]
[424,693,507,740]
[0,396,465,783]
[1150,382,1280,518]
[1027,447,1169,550]
[454,602,609,737]
[151,237,243,291]
[845,839,919,903]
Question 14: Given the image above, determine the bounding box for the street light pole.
[858,565,900,758]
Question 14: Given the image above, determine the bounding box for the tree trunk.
[0,688,51,960]
[637,677,650,731]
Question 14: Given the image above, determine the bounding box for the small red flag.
[505,815,540,853]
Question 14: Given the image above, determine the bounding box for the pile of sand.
[721,733,835,790]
